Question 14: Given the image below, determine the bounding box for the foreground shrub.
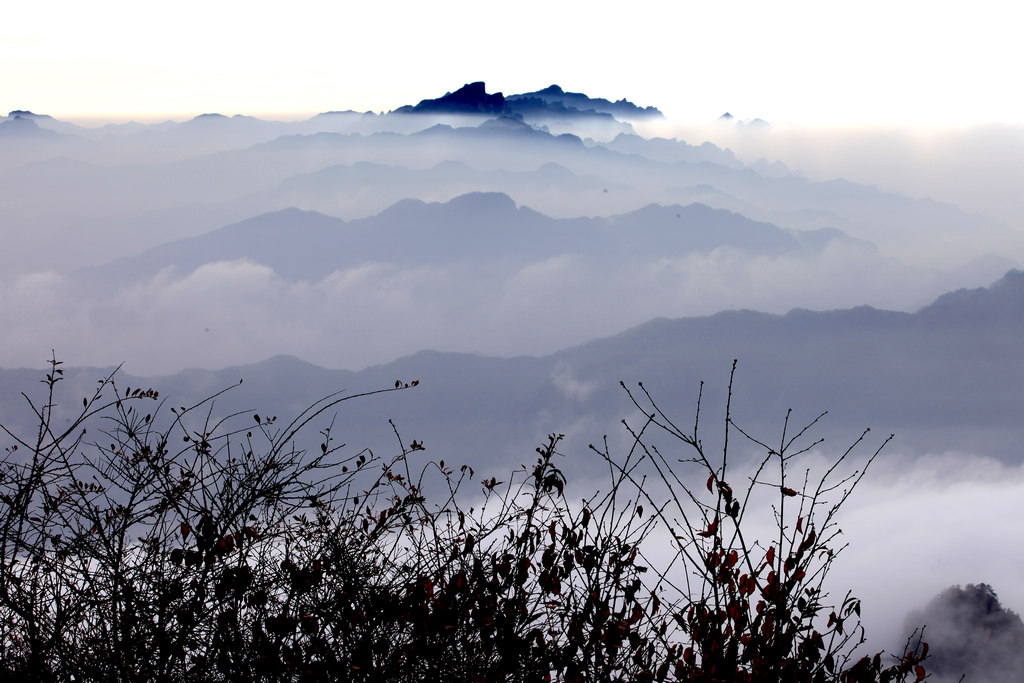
[0,356,927,682]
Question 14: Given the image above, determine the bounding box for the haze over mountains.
[4,268,1020,468]
[76,194,849,285]
[1,83,1019,273]
[2,79,1019,416]
[2,83,1023,664]
[2,266,1022,661]
[1,83,1020,375]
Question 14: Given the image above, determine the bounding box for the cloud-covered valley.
[2,84,1024,679]
[0,192,1006,374]
[3,104,1021,375]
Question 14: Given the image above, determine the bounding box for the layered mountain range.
[1,98,1014,278]
[3,84,1022,677]
[1,83,1020,470]
[1,270,1020,475]
[394,82,662,121]
[75,193,861,287]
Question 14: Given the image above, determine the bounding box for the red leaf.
[698,515,719,537]
[914,665,926,681]
[706,475,714,493]
[781,486,798,497]
[725,549,738,568]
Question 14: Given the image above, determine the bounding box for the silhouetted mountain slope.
[917,268,1024,324]
[0,113,96,171]
[260,159,632,219]
[392,82,661,121]
[3,111,1007,274]
[0,114,62,138]
[394,82,509,115]
[905,584,1024,683]
[75,193,828,286]
[506,84,662,119]
[226,122,1003,262]
[74,208,348,283]
[3,271,1021,473]
[603,133,744,168]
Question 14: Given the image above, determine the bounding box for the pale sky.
[3,0,1022,126]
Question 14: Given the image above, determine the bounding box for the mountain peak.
[917,268,1024,323]
[535,85,565,95]
[393,83,661,121]
[0,115,50,136]
[444,191,518,213]
[507,85,662,119]
[395,82,508,115]
[8,110,53,119]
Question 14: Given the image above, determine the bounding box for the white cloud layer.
[0,239,1000,375]
[834,452,1024,652]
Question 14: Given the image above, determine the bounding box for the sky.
[3,0,1023,126]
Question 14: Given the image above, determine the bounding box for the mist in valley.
[2,82,1023,680]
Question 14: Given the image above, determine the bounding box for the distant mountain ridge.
[507,84,662,118]
[0,114,64,138]
[2,270,1021,473]
[917,268,1024,323]
[2,97,1012,276]
[74,192,850,286]
[393,82,662,121]
[394,82,508,115]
